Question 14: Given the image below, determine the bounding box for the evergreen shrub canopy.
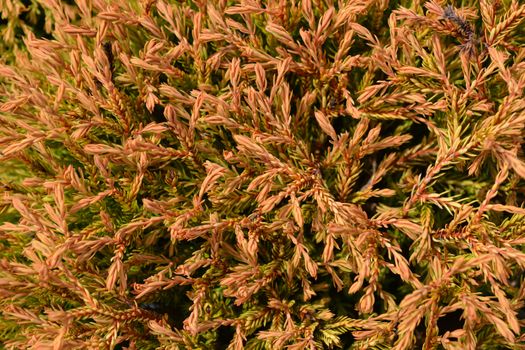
[1,0,525,349]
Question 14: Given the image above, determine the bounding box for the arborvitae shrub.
[1,0,525,349]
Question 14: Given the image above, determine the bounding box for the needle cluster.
[0,0,524,349]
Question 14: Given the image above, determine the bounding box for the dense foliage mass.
[1,0,525,349]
